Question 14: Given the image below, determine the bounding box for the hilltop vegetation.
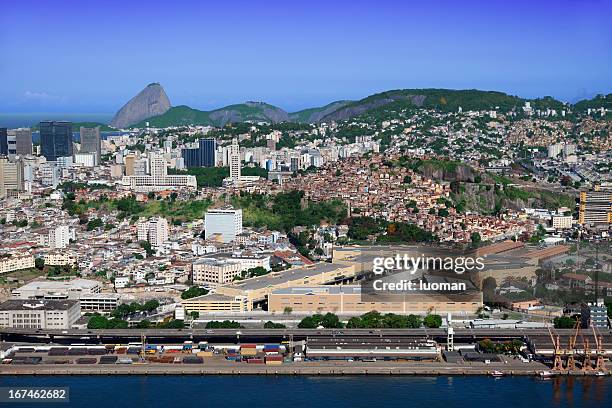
[122,88,609,128]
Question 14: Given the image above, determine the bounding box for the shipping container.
[182,356,203,364]
[76,357,98,364]
[247,358,264,364]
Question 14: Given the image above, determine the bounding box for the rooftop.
[0,299,79,311]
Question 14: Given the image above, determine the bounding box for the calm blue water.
[0,376,610,408]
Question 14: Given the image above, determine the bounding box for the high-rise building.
[0,128,7,155]
[229,138,241,181]
[182,138,217,168]
[204,207,243,243]
[0,157,25,198]
[40,121,73,161]
[121,153,196,192]
[14,128,33,156]
[579,188,612,226]
[79,127,101,164]
[137,217,169,248]
[124,154,136,176]
[48,225,74,249]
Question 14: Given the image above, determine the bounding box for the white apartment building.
[229,138,241,181]
[204,208,243,243]
[137,217,169,247]
[48,225,75,249]
[0,299,81,329]
[552,215,573,230]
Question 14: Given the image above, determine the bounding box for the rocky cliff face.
[110,83,171,128]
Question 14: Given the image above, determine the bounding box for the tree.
[190,311,200,319]
[35,258,45,270]
[142,299,160,312]
[283,307,293,315]
[423,314,442,328]
[553,316,576,329]
[205,320,242,329]
[86,218,103,231]
[470,232,482,246]
[181,286,209,300]
[264,321,286,329]
[139,241,154,257]
[136,320,151,329]
[87,314,109,329]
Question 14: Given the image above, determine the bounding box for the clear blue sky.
[1,0,611,114]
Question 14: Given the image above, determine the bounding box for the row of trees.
[205,320,243,329]
[110,300,160,319]
[297,311,443,329]
[87,314,184,330]
[478,339,523,354]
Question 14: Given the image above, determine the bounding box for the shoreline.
[2,364,610,377]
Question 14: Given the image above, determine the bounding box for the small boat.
[538,371,555,378]
[490,370,504,377]
[595,371,607,377]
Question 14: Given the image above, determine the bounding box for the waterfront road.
[1,327,603,342]
[1,360,560,376]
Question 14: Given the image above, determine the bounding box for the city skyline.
[1,0,611,114]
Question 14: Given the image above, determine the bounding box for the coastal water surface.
[1,376,610,408]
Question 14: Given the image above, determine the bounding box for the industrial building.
[268,285,482,315]
[11,278,102,299]
[181,293,252,313]
[0,299,81,329]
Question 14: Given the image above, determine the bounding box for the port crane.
[592,325,606,372]
[547,324,564,371]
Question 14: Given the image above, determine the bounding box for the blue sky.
[1,0,611,114]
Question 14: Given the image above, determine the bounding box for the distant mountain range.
[103,83,611,129]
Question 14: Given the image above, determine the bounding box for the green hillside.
[289,100,352,123]
[574,94,612,112]
[134,102,289,128]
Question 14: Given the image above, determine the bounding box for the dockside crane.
[580,327,593,372]
[566,320,581,371]
[548,324,564,371]
[592,326,606,372]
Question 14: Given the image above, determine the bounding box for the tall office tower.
[124,154,136,176]
[579,187,612,226]
[150,154,167,180]
[204,207,243,243]
[229,138,241,181]
[40,121,73,161]
[137,217,169,247]
[13,128,33,155]
[182,138,216,168]
[0,128,7,155]
[79,126,101,164]
[48,225,73,249]
[0,157,25,198]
